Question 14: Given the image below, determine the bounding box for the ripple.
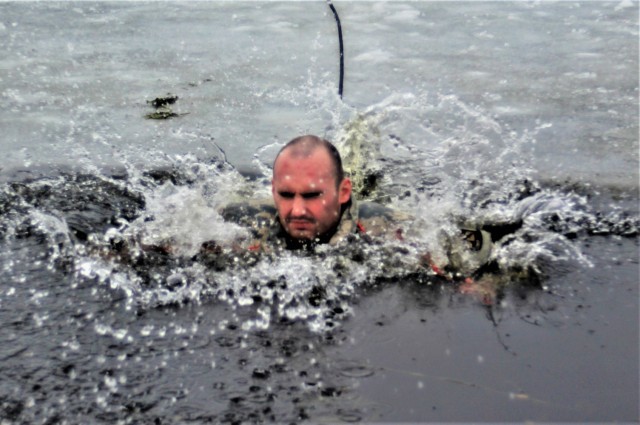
[338,361,376,378]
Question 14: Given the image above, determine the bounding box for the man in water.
[218,135,411,253]
[107,134,495,299]
[216,135,492,280]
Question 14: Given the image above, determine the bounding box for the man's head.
[272,135,352,242]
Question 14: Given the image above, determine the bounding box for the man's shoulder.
[357,201,408,222]
[351,200,410,239]
[357,201,390,218]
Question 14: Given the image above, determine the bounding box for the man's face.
[272,147,351,241]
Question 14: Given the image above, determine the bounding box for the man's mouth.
[286,217,315,230]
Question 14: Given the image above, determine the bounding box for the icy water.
[1,1,638,423]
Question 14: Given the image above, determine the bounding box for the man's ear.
[271,179,275,196]
[338,178,352,204]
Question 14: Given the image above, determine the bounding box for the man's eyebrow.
[301,191,322,199]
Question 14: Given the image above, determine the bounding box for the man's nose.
[291,196,306,216]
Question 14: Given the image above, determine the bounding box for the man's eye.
[279,192,294,199]
[302,192,322,199]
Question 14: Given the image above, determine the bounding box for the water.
[1,1,638,423]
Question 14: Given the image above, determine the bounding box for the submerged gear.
[444,227,493,277]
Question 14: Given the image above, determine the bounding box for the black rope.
[326,0,344,99]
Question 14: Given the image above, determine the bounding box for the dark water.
[1,238,638,423]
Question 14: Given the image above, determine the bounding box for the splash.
[329,92,637,279]
[1,93,637,334]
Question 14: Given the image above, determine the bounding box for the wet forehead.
[273,148,335,187]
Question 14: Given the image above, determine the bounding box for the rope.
[326,0,344,99]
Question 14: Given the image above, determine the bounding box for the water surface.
[0,1,638,423]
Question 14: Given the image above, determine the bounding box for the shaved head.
[274,135,344,187]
